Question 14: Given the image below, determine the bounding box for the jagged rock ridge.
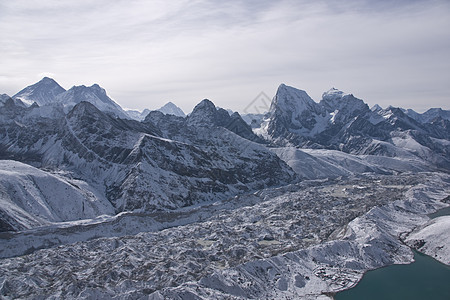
[13,77,129,119]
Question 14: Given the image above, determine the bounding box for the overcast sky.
[1,0,449,113]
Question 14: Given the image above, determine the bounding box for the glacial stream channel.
[335,206,450,300]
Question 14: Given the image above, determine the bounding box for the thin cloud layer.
[1,0,449,113]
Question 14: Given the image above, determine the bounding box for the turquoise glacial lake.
[334,250,450,300]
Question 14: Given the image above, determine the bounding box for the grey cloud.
[0,0,449,113]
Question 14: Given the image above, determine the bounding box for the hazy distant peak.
[322,87,347,101]
[371,104,383,112]
[40,76,59,84]
[186,99,217,126]
[157,101,185,117]
[13,77,66,106]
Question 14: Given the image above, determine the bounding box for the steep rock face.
[227,112,264,143]
[0,99,296,220]
[13,77,66,106]
[263,85,370,147]
[186,99,263,142]
[266,84,324,140]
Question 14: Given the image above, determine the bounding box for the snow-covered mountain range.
[0,78,449,299]
[256,84,450,171]
[0,79,295,230]
[12,77,130,119]
[126,102,185,121]
[0,160,114,231]
[1,77,449,229]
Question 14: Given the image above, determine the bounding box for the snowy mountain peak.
[40,76,58,85]
[83,83,105,94]
[261,84,324,139]
[187,99,217,126]
[371,104,383,112]
[66,84,107,100]
[157,101,185,117]
[126,108,151,121]
[56,84,129,119]
[320,88,369,119]
[13,77,66,106]
[258,83,449,157]
[322,87,347,101]
[191,99,217,116]
[270,84,320,115]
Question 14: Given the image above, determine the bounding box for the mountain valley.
[0,78,449,299]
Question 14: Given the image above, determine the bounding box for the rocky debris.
[0,172,448,298]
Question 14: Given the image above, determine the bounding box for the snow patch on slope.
[272,147,434,180]
[406,215,450,265]
[0,160,114,231]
